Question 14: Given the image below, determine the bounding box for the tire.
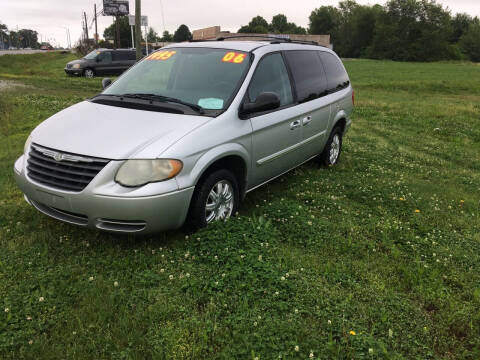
[83,68,95,78]
[186,169,239,231]
[319,125,343,166]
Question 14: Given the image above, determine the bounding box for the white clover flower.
[169,275,174,280]
[309,351,314,358]
[328,319,332,325]
[275,291,279,296]
[222,273,226,278]
[114,281,119,287]
[4,308,9,313]
[28,340,33,345]
[160,268,165,273]
[285,273,289,278]
[258,255,262,261]
[214,255,218,260]
[39,297,45,302]
[294,345,299,352]
[26,316,32,320]
[369,348,373,354]
[281,276,286,281]
[294,309,299,314]
[215,281,219,285]
[89,276,94,281]
[151,250,155,254]
[186,273,190,277]
[253,321,257,326]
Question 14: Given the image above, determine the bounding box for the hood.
[67,59,84,66]
[32,100,210,159]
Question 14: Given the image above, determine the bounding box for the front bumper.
[64,68,83,76]
[14,155,194,234]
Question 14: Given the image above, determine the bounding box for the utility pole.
[83,12,89,44]
[115,16,121,48]
[94,3,98,47]
[135,0,142,60]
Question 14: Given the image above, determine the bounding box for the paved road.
[0,49,66,56]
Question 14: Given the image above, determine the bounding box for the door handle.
[302,116,312,125]
[290,120,301,130]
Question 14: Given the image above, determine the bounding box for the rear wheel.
[186,169,239,231]
[83,68,95,78]
[319,126,343,166]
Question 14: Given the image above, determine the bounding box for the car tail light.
[352,90,355,106]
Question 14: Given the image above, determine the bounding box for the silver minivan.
[14,39,353,233]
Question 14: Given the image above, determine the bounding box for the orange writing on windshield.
[147,50,176,61]
[222,52,247,64]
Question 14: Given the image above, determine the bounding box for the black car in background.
[65,49,138,78]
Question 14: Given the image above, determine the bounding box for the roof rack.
[215,35,320,46]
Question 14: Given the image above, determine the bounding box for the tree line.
[0,24,47,49]
[306,0,480,62]
[100,18,192,49]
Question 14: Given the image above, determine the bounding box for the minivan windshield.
[83,50,100,60]
[102,47,251,112]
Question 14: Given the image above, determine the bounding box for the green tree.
[270,14,306,34]
[173,24,192,42]
[459,22,480,61]
[450,13,476,43]
[0,23,8,49]
[146,27,159,42]
[238,16,269,33]
[160,30,173,42]
[368,0,453,61]
[238,15,305,34]
[103,16,132,48]
[309,6,340,39]
[18,29,38,48]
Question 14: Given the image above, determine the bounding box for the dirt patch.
[0,80,33,91]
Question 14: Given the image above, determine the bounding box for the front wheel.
[83,68,95,78]
[186,169,239,231]
[319,126,343,166]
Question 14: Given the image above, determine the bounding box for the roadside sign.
[103,0,129,16]
[128,15,148,27]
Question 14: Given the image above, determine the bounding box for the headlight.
[24,135,32,155]
[72,63,81,69]
[115,159,183,187]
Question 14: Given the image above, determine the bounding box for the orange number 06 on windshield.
[222,52,247,64]
[147,50,176,61]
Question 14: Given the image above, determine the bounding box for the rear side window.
[98,51,112,63]
[284,50,327,103]
[318,52,349,92]
[112,51,130,61]
[248,53,293,107]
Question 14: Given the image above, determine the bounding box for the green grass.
[1,53,480,359]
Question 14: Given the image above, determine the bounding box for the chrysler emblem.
[53,153,63,161]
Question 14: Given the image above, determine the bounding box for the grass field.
[0,52,479,359]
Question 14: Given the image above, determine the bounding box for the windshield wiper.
[120,93,205,115]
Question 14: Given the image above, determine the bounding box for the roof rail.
[215,35,321,46]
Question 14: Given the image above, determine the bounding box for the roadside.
[0,50,67,56]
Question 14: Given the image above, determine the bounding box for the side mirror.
[102,78,112,89]
[240,92,281,118]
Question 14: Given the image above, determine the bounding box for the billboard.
[103,0,129,16]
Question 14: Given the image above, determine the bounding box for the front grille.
[27,144,110,192]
